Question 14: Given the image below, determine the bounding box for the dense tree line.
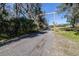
[0,3,48,39]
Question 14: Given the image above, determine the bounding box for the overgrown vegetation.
[0,3,48,40]
[54,27,79,42]
[54,3,79,42]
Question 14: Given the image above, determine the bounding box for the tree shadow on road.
[0,31,47,47]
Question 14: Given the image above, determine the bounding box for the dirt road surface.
[0,30,79,56]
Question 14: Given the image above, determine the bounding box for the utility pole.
[52,12,56,31]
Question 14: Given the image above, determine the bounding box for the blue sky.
[6,3,67,25]
[42,3,67,25]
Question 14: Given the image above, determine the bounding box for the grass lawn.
[55,30,79,42]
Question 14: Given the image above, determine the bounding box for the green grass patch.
[0,34,10,40]
[55,30,79,42]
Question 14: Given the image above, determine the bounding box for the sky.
[6,3,67,25]
[42,3,67,25]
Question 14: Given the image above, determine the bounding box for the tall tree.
[25,3,48,30]
[57,3,79,28]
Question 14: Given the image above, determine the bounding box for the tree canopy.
[57,3,79,28]
[0,3,48,39]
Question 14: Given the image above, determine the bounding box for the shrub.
[0,17,38,40]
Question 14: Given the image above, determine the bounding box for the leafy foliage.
[57,3,79,28]
[0,3,48,40]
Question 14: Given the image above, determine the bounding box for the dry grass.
[53,32,79,56]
